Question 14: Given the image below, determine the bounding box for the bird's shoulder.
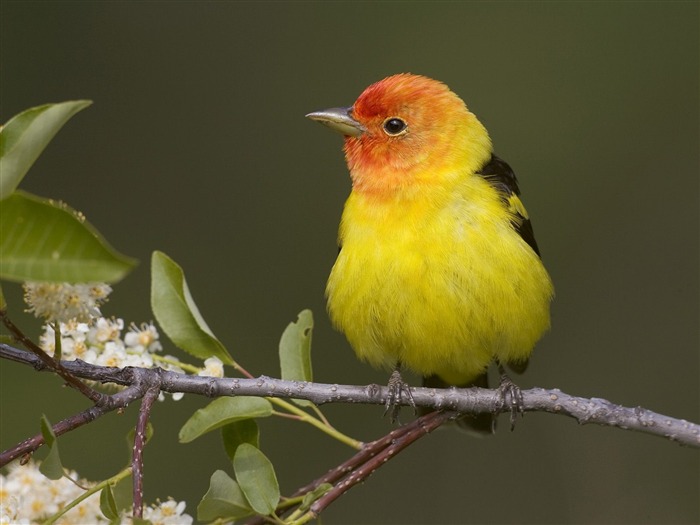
[475,154,541,257]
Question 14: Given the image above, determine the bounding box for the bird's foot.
[383,368,416,424]
[495,365,524,431]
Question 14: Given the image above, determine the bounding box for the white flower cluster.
[0,460,102,524]
[39,317,192,401]
[142,499,193,525]
[25,281,226,400]
[24,282,112,323]
[0,461,193,524]
[40,318,162,369]
[38,319,225,400]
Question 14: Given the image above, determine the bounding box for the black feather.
[476,154,541,257]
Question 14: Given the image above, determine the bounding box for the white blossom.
[23,282,111,323]
[0,494,30,525]
[0,461,104,523]
[1,461,193,524]
[88,317,124,345]
[140,498,193,525]
[39,318,161,371]
[198,356,224,378]
[125,322,162,354]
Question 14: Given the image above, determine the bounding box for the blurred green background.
[1,2,698,524]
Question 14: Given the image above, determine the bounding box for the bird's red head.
[330,74,492,198]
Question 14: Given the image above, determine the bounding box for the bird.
[306,73,554,432]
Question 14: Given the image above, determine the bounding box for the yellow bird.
[307,74,554,431]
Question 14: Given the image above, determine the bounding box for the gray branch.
[2,342,698,448]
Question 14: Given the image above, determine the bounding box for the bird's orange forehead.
[352,73,456,122]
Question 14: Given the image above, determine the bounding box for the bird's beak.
[305,107,365,137]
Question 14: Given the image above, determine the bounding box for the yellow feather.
[327,172,553,385]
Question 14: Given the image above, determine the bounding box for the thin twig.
[255,410,454,525]
[132,386,160,519]
[0,310,105,404]
[285,412,434,503]
[0,379,146,467]
[308,410,452,519]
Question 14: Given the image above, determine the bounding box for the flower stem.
[53,321,62,362]
[151,354,200,374]
[268,398,362,449]
[42,466,132,525]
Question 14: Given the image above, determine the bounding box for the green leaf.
[0,100,92,200]
[279,309,314,406]
[0,191,136,283]
[99,485,119,521]
[234,443,280,516]
[279,309,314,381]
[179,397,272,443]
[39,414,63,480]
[197,470,253,522]
[0,282,6,311]
[221,419,260,461]
[40,413,56,446]
[151,251,234,365]
[111,473,133,514]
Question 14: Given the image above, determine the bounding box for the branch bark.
[2,342,698,450]
[132,386,159,519]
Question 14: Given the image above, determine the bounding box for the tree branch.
[2,342,698,449]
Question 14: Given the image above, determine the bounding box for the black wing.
[476,154,541,257]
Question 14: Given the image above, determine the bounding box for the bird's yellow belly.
[326,199,553,385]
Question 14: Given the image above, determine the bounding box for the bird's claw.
[495,367,524,431]
[383,368,416,424]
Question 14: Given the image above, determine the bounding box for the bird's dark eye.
[382,117,407,136]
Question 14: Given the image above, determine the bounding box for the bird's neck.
[347,148,492,202]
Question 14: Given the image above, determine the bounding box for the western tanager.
[307,74,554,431]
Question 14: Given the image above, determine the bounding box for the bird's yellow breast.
[326,174,553,385]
